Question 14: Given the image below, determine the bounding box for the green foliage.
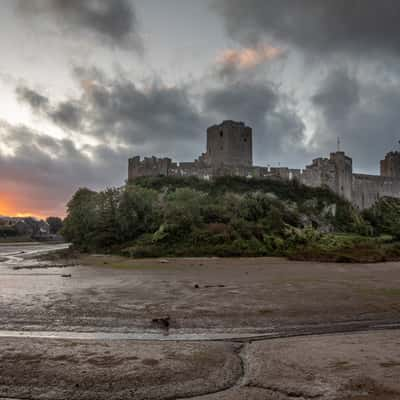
[363,197,400,239]
[290,233,400,263]
[162,188,207,236]
[118,185,160,242]
[62,188,99,251]
[63,176,377,257]
[46,217,63,234]
[0,225,18,238]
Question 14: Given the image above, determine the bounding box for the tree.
[62,188,98,250]
[162,188,207,236]
[363,197,400,238]
[46,217,63,234]
[117,185,160,242]
[95,188,121,248]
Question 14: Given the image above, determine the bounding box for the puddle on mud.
[0,329,275,341]
[1,320,399,342]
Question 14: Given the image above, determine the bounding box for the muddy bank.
[2,254,400,332]
[1,331,400,400]
[1,247,400,399]
[0,339,241,400]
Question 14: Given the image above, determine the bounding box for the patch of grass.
[289,235,400,263]
[380,361,400,368]
[355,287,400,298]
[80,255,169,270]
[331,360,354,371]
[0,236,35,244]
[378,288,400,297]
[106,263,164,270]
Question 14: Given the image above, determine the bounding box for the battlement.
[380,151,400,178]
[128,156,174,180]
[206,120,252,167]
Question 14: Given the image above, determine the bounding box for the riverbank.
[1,330,399,399]
[2,246,400,398]
[3,251,400,332]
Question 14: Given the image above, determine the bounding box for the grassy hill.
[62,176,400,261]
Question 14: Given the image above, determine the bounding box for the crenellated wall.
[127,121,400,209]
[380,151,400,178]
[128,156,174,180]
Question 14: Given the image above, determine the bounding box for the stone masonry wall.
[352,174,400,209]
[206,121,252,167]
[380,151,400,178]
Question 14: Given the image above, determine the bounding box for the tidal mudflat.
[1,245,400,399]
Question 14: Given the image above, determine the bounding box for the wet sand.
[1,246,400,399]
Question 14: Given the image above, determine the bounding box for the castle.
[128,120,400,209]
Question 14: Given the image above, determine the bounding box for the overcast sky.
[2,0,400,217]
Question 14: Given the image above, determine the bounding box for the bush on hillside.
[63,176,373,255]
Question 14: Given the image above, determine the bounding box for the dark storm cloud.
[213,0,400,170]
[49,101,83,131]
[83,77,205,146]
[16,87,49,111]
[204,82,278,121]
[310,69,400,172]
[18,0,142,50]
[312,70,360,122]
[16,69,207,160]
[204,81,306,162]
[213,0,400,56]
[16,86,84,131]
[17,68,308,166]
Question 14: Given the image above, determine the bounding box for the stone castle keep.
[128,120,400,209]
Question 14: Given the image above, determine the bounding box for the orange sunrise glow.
[0,197,15,216]
[0,196,47,219]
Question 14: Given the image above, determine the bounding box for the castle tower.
[330,151,353,202]
[206,121,253,167]
[380,151,400,178]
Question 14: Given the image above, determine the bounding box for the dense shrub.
[63,176,374,256]
[363,197,400,239]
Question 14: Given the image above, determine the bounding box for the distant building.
[128,121,400,209]
[0,217,50,237]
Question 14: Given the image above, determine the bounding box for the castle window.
[244,138,247,142]
[220,131,223,137]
